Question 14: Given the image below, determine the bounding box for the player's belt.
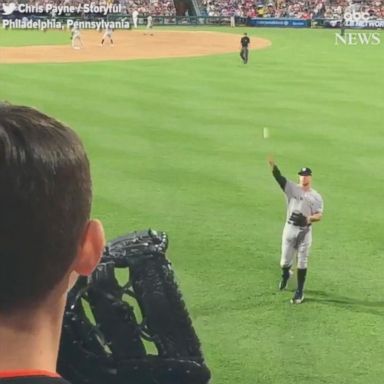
[287,220,312,227]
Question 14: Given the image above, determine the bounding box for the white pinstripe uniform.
[146,15,153,29]
[271,164,323,303]
[102,25,113,40]
[281,180,323,269]
[71,26,82,49]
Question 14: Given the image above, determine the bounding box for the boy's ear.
[73,219,105,276]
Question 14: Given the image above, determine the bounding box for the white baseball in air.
[263,127,270,139]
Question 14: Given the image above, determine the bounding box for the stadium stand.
[0,0,177,17]
[0,0,382,21]
[198,0,383,19]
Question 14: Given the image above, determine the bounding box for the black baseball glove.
[289,212,309,227]
[58,229,211,384]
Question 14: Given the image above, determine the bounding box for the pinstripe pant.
[280,224,312,269]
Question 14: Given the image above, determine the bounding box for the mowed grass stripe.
[0,28,383,384]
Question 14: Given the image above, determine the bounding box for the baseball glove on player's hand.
[289,212,309,227]
[58,229,211,384]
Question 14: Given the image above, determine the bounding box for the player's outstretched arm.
[267,156,287,190]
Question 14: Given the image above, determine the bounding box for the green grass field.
[1,26,384,384]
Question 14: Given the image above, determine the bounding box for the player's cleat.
[278,269,293,290]
[290,290,304,304]
[279,277,288,290]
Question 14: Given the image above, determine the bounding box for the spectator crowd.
[0,0,176,16]
[1,0,383,19]
[200,0,384,19]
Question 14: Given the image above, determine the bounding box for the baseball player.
[240,32,250,64]
[132,9,139,28]
[340,16,346,36]
[144,15,154,36]
[146,15,153,30]
[101,23,114,46]
[230,14,235,27]
[71,25,83,49]
[268,156,324,304]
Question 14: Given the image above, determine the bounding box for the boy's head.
[0,103,104,313]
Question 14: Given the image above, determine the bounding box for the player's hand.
[267,155,275,168]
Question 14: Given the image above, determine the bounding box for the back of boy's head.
[0,103,92,312]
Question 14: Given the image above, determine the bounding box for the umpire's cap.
[298,167,312,176]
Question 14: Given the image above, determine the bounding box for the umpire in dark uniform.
[240,32,250,64]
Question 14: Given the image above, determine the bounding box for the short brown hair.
[0,104,92,312]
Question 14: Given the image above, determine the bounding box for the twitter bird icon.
[2,2,17,15]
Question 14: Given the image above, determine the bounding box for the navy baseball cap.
[298,167,312,176]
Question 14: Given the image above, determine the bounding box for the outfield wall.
[248,18,310,28]
[1,14,383,30]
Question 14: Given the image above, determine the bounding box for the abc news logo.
[335,32,381,45]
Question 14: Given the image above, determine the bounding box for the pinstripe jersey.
[284,181,324,224]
